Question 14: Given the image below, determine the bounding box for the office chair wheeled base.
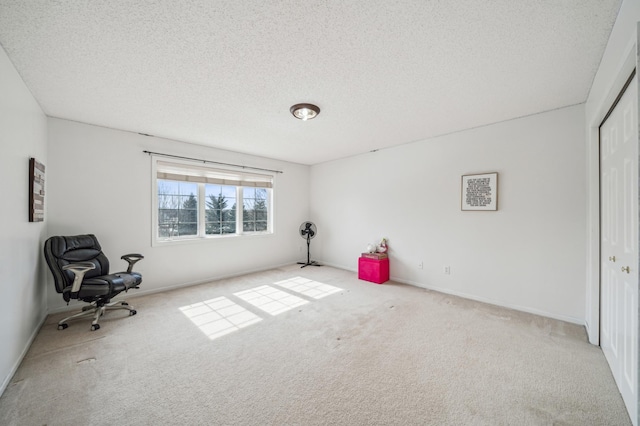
[58,300,137,331]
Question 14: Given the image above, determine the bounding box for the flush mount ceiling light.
[290,103,320,121]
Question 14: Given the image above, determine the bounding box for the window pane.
[205,184,237,235]
[157,179,198,237]
[222,221,236,234]
[242,186,269,233]
[205,184,221,197]
[221,185,236,198]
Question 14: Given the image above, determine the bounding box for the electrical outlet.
[444,266,451,275]
[418,261,423,269]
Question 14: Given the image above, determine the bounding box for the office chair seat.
[44,234,143,331]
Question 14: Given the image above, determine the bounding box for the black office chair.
[44,234,143,331]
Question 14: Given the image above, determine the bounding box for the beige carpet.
[0,265,630,425]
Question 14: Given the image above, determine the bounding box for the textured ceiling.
[0,1,622,165]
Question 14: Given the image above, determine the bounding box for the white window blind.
[156,161,273,188]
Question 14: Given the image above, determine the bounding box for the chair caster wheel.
[58,323,68,330]
[122,302,129,306]
[129,310,137,316]
[91,324,100,331]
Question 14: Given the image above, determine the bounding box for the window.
[205,183,237,235]
[158,180,199,238]
[242,187,269,232]
[153,159,273,243]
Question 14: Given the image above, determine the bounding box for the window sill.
[152,231,273,247]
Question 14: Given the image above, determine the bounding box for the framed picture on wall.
[461,172,498,211]
[29,157,45,222]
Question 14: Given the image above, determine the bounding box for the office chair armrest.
[121,253,144,273]
[62,262,97,293]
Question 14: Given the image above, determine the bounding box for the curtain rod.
[143,150,283,174]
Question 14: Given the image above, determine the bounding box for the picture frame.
[29,157,45,222]
[461,172,498,211]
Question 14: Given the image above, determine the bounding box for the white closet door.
[601,76,638,425]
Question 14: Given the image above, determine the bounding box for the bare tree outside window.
[157,180,198,238]
[243,187,268,232]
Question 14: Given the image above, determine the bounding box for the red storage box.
[358,256,390,284]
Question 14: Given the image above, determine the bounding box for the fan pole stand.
[298,233,321,268]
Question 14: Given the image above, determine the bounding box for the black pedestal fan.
[297,221,321,268]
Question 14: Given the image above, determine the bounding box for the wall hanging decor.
[461,172,497,211]
[29,157,45,222]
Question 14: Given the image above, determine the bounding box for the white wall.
[585,0,639,344]
[0,47,48,394]
[46,118,310,311]
[311,105,586,323]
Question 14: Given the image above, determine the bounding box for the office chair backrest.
[44,234,110,296]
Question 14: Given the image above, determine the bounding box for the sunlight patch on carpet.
[179,296,262,340]
[274,277,342,299]
[234,285,308,315]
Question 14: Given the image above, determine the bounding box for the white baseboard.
[321,260,584,326]
[1,312,48,397]
[47,261,296,314]
[46,259,586,339]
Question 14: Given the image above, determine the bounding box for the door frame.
[586,34,638,347]
[597,72,638,425]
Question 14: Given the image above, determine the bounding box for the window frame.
[151,156,274,246]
